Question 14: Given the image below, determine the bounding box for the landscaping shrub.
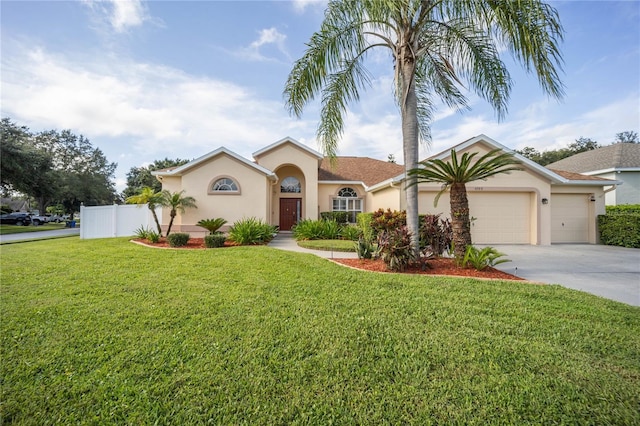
[606,204,640,215]
[419,214,453,257]
[340,224,361,241]
[371,208,406,236]
[167,233,190,247]
[147,230,161,243]
[204,233,226,248]
[356,212,374,242]
[134,226,161,243]
[196,218,227,234]
[293,219,342,240]
[355,236,375,259]
[598,214,640,248]
[320,211,350,223]
[227,217,277,245]
[376,226,415,272]
[461,246,510,270]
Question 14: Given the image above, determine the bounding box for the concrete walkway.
[268,233,639,307]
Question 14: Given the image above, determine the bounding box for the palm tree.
[408,148,522,259]
[163,190,197,236]
[284,0,564,254]
[125,186,165,236]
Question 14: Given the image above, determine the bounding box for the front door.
[279,198,301,231]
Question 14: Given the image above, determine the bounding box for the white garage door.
[469,192,531,244]
[551,194,589,243]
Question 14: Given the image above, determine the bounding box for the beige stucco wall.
[160,154,271,236]
[318,183,367,216]
[254,142,320,224]
[370,185,403,212]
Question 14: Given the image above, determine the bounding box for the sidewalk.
[0,227,80,243]
[267,232,358,259]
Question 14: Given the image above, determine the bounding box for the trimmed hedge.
[167,233,190,247]
[606,204,640,215]
[598,214,640,248]
[319,211,350,223]
[204,233,226,248]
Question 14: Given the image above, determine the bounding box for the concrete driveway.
[492,244,640,306]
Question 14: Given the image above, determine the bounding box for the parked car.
[0,213,32,226]
[29,214,49,226]
[45,214,64,223]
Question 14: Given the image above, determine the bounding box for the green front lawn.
[297,238,356,251]
[0,222,68,235]
[1,238,638,424]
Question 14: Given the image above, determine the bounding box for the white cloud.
[236,27,290,62]
[82,0,150,33]
[291,0,327,14]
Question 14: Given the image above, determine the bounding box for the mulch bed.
[133,238,522,281]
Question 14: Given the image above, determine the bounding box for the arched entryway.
[274,165,306,231]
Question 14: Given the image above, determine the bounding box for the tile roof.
[319,157,405,187]
[546,143,640,172]
[548,169,613,181]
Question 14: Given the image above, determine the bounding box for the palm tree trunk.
[150,207,163,236]
[399,58,421,256]
[450,182,472,260]
[166,210,177,236]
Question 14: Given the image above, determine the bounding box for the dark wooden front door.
[279,198,301,231]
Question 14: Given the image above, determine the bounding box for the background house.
[153,135,619,244]
[546,143,640,206]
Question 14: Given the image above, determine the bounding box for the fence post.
[80,204,85,239]
[112,203,118,237]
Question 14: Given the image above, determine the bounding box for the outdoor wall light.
[541,198,549,205]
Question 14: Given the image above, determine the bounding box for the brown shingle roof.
[319,157,404,187]
[548,169,613,181]
[546,143,640,172]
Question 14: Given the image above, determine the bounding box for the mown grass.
[297,238,356,252]
[1,238,639,425]
[0,222,68,235]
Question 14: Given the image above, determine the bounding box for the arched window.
[210,177,239,193]
[280,176,301,193]
[332,187,362,222]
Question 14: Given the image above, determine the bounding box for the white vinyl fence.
[80,204,162,240]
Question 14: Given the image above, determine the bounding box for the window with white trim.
[211,177,238,192]
[332,187,362,222]
[280,176,301,193]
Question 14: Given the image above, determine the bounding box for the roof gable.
[252,136,323,160]
[152,147,276,179]
[546,143,640,173]
[319,157,404,187]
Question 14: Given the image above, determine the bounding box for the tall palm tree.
[408,148,522,259]
[284,0,564,254]
[163,190,197,236]
[125,186,166,236]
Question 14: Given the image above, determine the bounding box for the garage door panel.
[469,192,531,244]
[551,194,589,243]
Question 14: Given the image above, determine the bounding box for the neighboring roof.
[319,157,405,187]
[151,146,277,179]
[546,143,640,173]
[252,136,323,160]
[549,170,613,182]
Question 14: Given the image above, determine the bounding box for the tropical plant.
[419,214,453,257]
[284,0,564,256]
[376,226,416,272]
[371,209,406,237]
[355,236,375,260]
[167,232,190,248]
[409,149,521,260]
[293,219,342,240]
[461,245,511,271]
[227,217,277,245]
[196,218,228,235]
[126,187,166,236]
[320,211,350,224]
[340,224,361,241]
[204,233,226,248]
[163,190,197,236]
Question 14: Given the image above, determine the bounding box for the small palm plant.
[196,218,228,235]
[163,190,197,236]
[126,187,166,236]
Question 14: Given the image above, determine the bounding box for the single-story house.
[546,143,640,206]
[153,134,620,244]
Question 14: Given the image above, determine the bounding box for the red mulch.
[332,257,523,280]
[133,238,522,281]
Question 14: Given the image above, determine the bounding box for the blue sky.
[2,0,638,192]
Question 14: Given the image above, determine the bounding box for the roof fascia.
[252,136,323,160]
[582,167,640,175]
[318,180,369,190]
[152,146,277,180]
